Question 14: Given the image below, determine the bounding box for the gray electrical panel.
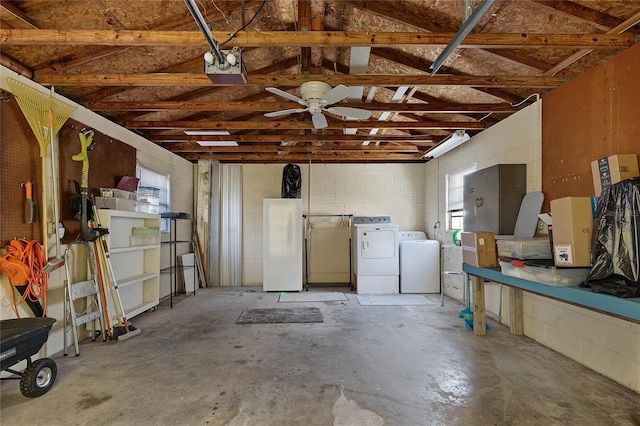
[463,164,526,235]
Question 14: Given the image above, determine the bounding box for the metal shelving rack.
[160,212,196,308]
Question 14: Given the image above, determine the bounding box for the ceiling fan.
[264,81,372,129]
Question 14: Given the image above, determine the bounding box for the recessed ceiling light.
[196,141,238,146]
[184,130,231,136]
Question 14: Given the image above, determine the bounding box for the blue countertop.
[462,263,640,322]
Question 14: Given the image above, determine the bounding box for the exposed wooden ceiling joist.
[150,134,435,143]
[2,29,635,49]
[3,0,637,163]
[166,144,421,153]
[181,152,425,163]
[90,100,519,113]
[36,73,565,88]
[124,120,488,130]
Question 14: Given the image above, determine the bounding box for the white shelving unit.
[96,210,161,321]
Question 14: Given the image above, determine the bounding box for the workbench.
[462,263,640,336]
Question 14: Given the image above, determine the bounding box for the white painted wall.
[1,67,194,359]
[424,100,639,393]
[242,163,425,285]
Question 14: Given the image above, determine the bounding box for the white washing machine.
[398,231,440,293]
[352,216,399,294]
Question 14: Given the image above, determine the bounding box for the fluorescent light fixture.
[429,0,496,76]
[184,130,230,136]
[196,141,238,146]
[422,130,470,158]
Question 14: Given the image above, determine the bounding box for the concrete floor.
[1,286,639,425]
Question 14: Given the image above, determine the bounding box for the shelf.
[462,264,640,321]
[96,209,161,323]
[98,209,160,220]
[161,265,195,274]
[111,245,159,253]
[124,301,158,319]
[163,212,198,308]
[118,273,159,288]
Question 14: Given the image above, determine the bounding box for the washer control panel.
[353,216,392,225]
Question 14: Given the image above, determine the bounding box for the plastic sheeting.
[281,164,302,198]
[583,177,640,298]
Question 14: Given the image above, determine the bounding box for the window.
[136,165,170,231]
[446,164,476,231]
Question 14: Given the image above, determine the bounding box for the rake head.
[7,77,76,157]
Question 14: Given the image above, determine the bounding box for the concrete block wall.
[242,163,425,285]
[523,293,640,391]
[424,101,639,393]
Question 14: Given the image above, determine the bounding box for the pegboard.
[0,94,42,245]
[541,45,640,211]
[58,120,137,243]
[1,93,137,246]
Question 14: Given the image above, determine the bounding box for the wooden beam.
[1,30,635,49]
[532,0,628,31]
[166,144,420,153]
[298,0,311,73]
[32,3,261,73]
[37,73,565,88]
[150,134,434,143]
[90,100,519,113]
[0,1,38,29]
[181,152,425,163]
[0,52,32,78]
[124,119,487,130]
[544,10,640,76]
[345,2,553,72]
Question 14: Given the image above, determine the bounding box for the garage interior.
[1,1,639,424]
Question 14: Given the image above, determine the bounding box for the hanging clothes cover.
[582,177,640,298]
[281,164,302,198]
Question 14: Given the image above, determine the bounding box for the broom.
[90,202,141,341]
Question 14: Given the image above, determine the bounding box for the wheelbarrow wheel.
[20,358,57,398]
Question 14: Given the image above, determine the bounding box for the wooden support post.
[509,287,524,335]
[471,275,486,336]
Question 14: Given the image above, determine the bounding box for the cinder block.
[543,323,581,361]
[580,340,636,390]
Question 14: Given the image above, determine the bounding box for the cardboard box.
[591,154,639,196]
[550,197,596,267]
[462,232,497,267]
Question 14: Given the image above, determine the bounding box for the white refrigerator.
[263,198,303,291]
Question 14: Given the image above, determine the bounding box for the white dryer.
[352,216,399,294]
[398,231,440,293]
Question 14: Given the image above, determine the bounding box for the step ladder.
[63,241,106,356]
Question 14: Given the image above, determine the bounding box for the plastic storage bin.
[497,237,552,260]
[94,197,137,212]
[132,227,159,235]
[130,235,160,246]
[100,188,134,199]
[499,260,590,286]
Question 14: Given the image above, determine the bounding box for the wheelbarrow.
[1,317,57,397]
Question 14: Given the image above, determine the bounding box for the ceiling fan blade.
[311,112,328,129]
[264,108,307,118]
[265,87,306,105]
[321,84,351,105]
[326,106,372,120]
